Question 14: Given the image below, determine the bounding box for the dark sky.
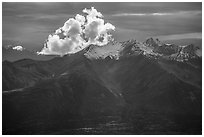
[2,2,202,51]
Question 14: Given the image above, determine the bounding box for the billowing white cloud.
[12,45,24,51]
[38,7,115,56]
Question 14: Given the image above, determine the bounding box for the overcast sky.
[2,2,202,51]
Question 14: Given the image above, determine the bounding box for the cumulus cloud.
[12,45,24,51]
[38,7,115,56]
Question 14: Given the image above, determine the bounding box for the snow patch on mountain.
[86,37,201,62]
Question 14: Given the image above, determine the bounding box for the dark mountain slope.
[158,58,202,89]
[90,55,201,114]
[3,61,123,134]
[3,52,90,90]
[2,60,47,90]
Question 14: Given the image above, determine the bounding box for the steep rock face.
[144,38,161,47]
[84,42,122,59]
[175,44,198,61]
[153,43,178,55]
[142,38,200,61]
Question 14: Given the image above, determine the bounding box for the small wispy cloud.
[16,14,73,20]
[155,32,202,41]
[112,13,172,16]
[12,45,24,51]
[112,10,201,17]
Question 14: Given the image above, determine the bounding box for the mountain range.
[2,38,202,134]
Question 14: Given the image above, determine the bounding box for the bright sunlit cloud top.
[38,7,115,56]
